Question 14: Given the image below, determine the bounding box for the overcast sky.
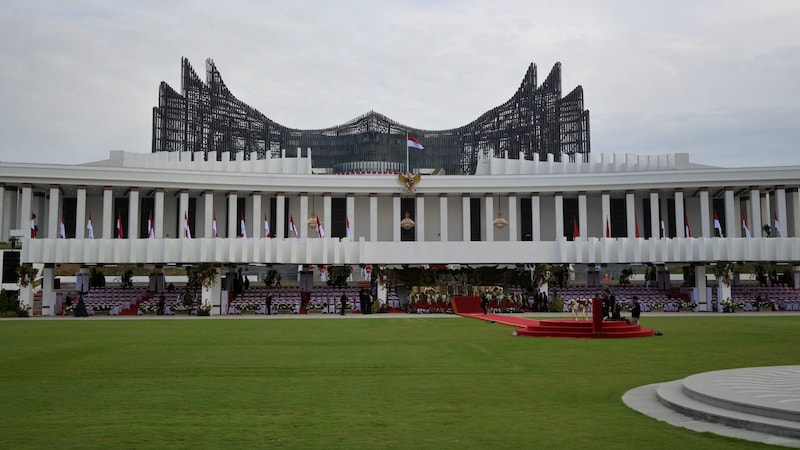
[1,0,798,168]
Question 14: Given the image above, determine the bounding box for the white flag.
[742,214,751,238]
[316,216,325,238]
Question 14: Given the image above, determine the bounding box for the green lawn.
[0,315,796,449]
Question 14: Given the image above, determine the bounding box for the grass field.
[1,314,797,449]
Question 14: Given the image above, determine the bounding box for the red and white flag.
[148,210,155,239]
[605,216,611,238]
[87,214,94,239]
[240,213,247,238]
[407,133,424,150]
[742,214,751,238]
[212,212,219,238]
[713,212,723,238]
[774,213,782,238]
[316,216,325,238]
[264,214,270,238]
[184,212,192,239]
[30,213,36,238]
[116,211,124,238]
[59,213,66,239]
[572,217,579,239]
[659,214,666,238]
[289,215,298,238]
[346,216,352,240]
[684,214,691,238]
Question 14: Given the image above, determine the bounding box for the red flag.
[742,214,751,238]
[659,214,666,238]
[346,216,352,240]
[148,210,155,239]
[87,213,94,239]
[30,213,36,238]
[407,134,424,150]
[264,213,270,238]
[184,212,192,239]
[116,211,124,238]
[635,217,641,238]
[289,215,298,238]
[605,217,611,238]
[316,216,325,238]
[713,211,723,238]
[59,213,66,239]
[212,212,219,237]
[572,217,579,239]
[240,213,247,238]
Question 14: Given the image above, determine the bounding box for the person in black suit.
[340,293,348,316]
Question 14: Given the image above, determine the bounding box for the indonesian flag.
[572,216,579,239]
[30,213,36,238]
[59,213,66,239]
[147,210,155,239]
[635,217,641,238]
[212,212,219,238]
[713,211,723,238]
[264,214,270,238]
[240,213,247,238]
[87,214,94,239]
[289,215,298,238]
[774,213,782,238]
[742,214,751,238]
[605,216,611,238]
[184,212,192,239]
[346,216,352,240]
[316,216,325,238]
[660,214,666,238]
[684,214,691,238]
[407,133,424,150]
[116,211,124,238]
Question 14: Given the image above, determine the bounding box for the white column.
[0,184,5,241]
[416,194,425,242]
[75,186,86,239]
[699,187,711,238]
[41,265,55,316]
[695,265,708,311]
[202,190,213,238]
[674,189,685,238]
[625,191,636,238]
[649,189,660,238]
[531,193,540,241]
[323,193,332,239]
[554,192,564,239]
[346,194,355,240]
[508,193,517,242]
[601,191,610,238]
[462,194,471,241]
[393,194,401,242]
[251,192,262,239]
[155,188,166,239]
[762,192,771,235]
[48,185,60,239]
[128,187,139,239]
[276,192,285,239]
[724,187,735,238]
[300,193,309,239]
[776,185,787,238]
[750,186,762,236]
[790,188,800,238]
[227,191,238,238]
[369,194,377,242]
[439,194,448,242]
[102,186,113,239]
[485,194,494,242]
[20,185,32,239]
[578,191,588,239]
[179,190,190,239]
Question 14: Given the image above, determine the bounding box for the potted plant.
[16,264,38,288]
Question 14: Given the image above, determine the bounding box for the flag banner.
[148,211,155,239]
[659,214,666,238]
[774,213,782,238]
[407,134,424,150]
[290,215,299,238]
[713,212,723,238]
[684,214,691,238]
[605,217,611,238]
[184,212,192,239]
[59,214,66,239]
[212,212,219,238]
[240,214,247,238]
[316,216,325,238]
[635,217,641,238]
[264,214,270,238]
[30,213,36,238]
[742,214,751,238]
[573,217,579,239]
[346,216,352,240]
[87,214,94,239]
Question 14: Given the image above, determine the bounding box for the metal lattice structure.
[152,58,590,174]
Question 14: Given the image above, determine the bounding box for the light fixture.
[493,212,508,229]
[400,212,416,230]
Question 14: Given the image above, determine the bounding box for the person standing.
[157,295,166,316]
[630,296,641,325]
[480,291,488,315]
[339,293,348,316]
[266,294,273,315]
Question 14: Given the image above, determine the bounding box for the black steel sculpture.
[153,58,590,174]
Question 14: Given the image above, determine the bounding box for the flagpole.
[406,131,409,173]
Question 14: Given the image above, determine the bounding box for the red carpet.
[452,296,653,338]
